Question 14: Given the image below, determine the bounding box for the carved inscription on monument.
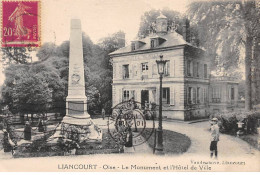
[68,101,84,115]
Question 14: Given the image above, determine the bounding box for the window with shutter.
[173,60,175,77]
[231,87,235,100]
[132,65,136,77]
[123,90,130,101]
[141,62,149,79]
[119,89,122,103]
[152,64,157,75]
[187,60,191,76]
[142,62,149,72]
[130,90,135,100]
[170,87,175,105]
[123,64,129,79]
[196,62,199,77]
[204,64,207,78]
[201,88,203,103]
[162,88,170,104]
[203,88,206,103]
[197,87,200,104]
[193,61,197,78]
[164,61,170,76]
[206,88,208,102]
[192,87,196,104]
[188,87,192,104]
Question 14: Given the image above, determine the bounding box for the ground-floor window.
[212,86,221,103]
[123,90,130,101]
[187,87,197,104]
[204,88,208,103]
[188,87,192,104]
[162,88,170,104]
[231,87,235,100]
[197,87,200,104]
[192,87,196,104]
[123,90,135,102]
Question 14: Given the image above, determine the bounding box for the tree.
[36,42,57,61]
[1,47,33,64]
[137,8,199,44]
[97,31,126,113]
[2,64,51,114]
[1,61,65,115]
[188,0,260,110]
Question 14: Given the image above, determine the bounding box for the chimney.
[116,31,125,48]
[182,19,190,42]
[182,23,187,41]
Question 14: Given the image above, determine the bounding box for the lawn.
[141,128,191,154]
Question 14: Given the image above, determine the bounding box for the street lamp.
[155,54,168,154]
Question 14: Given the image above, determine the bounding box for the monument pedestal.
[49,111,102,143]
[61,115,102,143]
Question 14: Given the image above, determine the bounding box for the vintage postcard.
[0,0,259,172]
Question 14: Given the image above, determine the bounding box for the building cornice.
[110,45,186,58]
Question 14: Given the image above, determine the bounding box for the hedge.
[210,111,260,134]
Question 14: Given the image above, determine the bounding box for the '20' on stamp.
[1,0,41,47]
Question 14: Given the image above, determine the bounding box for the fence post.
[153,129,157,154]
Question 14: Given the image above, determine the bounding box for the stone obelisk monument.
[53,19,102,143]
[64,19,88,121]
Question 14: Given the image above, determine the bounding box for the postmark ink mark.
[108,100,155,146]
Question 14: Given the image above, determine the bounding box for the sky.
[0,0,189,86]
[41,0,189,44]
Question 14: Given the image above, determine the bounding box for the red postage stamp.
[1,0,40,47]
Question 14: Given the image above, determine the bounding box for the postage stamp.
[1,0,40,47]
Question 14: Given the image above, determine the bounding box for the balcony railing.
[210,76,237,82]
[212,98,221,103]
[123,74,129,79]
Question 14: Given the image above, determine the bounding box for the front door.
[141,90,149,109]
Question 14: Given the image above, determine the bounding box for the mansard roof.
[109,31,202,56]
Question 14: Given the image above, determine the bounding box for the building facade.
[109,14,238,121]
[209,76,239,113]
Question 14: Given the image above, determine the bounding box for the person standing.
[24,121,32,140]
[38,118,44,132]
[102,108,105,120]
[124,127,134,153]
[210,118,220,159]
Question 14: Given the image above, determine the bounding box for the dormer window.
[150,37,166,48]
[131,43,136,51]
[151,39,155,48]
[131,41,145,51]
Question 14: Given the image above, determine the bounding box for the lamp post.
[155,55,168,154]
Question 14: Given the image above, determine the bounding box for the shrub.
[210,111,260,134]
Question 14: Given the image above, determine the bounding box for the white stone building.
[109,14,238,120]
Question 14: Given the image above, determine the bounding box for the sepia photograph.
[0,0,259,172]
